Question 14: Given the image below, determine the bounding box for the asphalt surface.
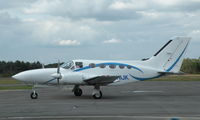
[0,81,200,120]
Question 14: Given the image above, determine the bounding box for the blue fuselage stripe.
[129,74,162,81]
[43,78,56,84]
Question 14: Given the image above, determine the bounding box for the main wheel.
[30,92,38,99]
[92,91,102,99]
[74,88,82,96]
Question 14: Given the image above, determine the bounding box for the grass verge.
[0,77,22,84]
[150,74,200,81]
[0,86,32,90]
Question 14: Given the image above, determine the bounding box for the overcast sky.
[0,0,199,63]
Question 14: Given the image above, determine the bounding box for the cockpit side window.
[61,61,74,69]
[75,62,83,68]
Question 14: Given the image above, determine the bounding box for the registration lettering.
[118,75,129,80]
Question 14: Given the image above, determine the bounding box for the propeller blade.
[57,60,61,85]
[57,78,59,85]
[57,60,60,74]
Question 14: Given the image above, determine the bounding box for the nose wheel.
[30,85,38,99]
[30,91,38,99]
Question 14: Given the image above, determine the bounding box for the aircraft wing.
[84,76,120,85]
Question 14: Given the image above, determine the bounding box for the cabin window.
[75,62,83,68]
[99,64,106,68]
[119,65,125,69]
[89,63,96,68]
[127,65,132,69]
[109,64,116,69]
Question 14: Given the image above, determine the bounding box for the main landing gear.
[92,85,102,99]
[73,85,83,96]
[72,85,103,99]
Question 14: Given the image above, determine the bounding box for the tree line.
[0,58,200,77]
[0,61,42,77]
[181,58,200,74]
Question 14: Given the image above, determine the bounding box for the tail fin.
[147,36,191,73]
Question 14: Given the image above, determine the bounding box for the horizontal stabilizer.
[158,71,185,75]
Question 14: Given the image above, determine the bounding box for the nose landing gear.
[30,84,38,99]
[30,90,38,99]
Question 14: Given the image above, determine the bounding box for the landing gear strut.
[73,85,82,96]
[30,84,38,99]
[92,85,102,99]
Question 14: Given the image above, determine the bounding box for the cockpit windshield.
[61,60,74,69]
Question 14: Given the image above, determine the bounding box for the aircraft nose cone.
[12,74,20,80]
[12,72,29,82]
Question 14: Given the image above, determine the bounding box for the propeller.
[51,60,62,85]
[57,60,61,85]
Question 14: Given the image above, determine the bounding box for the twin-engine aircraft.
[12,37,191,99]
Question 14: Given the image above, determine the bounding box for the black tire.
[93,91,102,99]
[74,88,82,96]
[30,92,38,99]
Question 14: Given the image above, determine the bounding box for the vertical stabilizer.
[147,36,191,73]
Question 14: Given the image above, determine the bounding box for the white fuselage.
[13,37,191,87]
[13,59,161,86]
